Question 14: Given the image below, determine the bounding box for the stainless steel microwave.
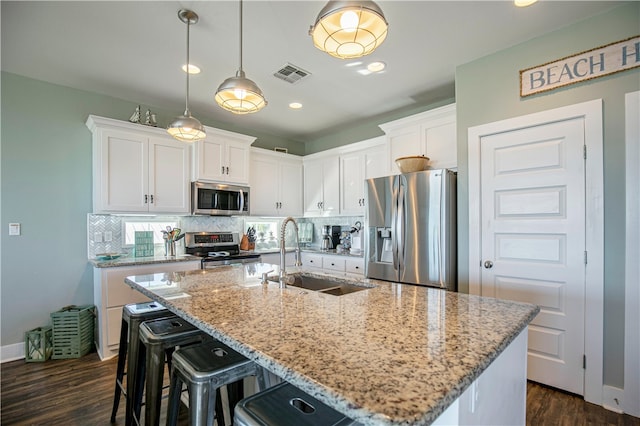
[191,181,249,216]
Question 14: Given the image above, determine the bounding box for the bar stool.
[166,339,267,426]
[234,382,360,426]
[109,301,172,425]
[133,316,207,426]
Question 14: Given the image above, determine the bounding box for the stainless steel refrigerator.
[365,169,457,290]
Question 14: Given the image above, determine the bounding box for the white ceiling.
[1,1,625,143]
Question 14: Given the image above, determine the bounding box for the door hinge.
[583,354,586,369]
[583,145,587,159]
[584,251,588,265]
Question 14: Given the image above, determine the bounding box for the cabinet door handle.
[144,194,148,204]
[150,195,154,204]
[221,166,225,174]
[226,166,229,175]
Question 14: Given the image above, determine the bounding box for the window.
[245,220,279,250]
[123,220,179,246]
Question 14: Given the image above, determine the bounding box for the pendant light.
[167,9,206,143]
[309,1,388,59]
[214,0,267,114]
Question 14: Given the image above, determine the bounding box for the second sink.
[270,273,372,296]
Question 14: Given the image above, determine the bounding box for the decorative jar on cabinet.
[379,103,456,172]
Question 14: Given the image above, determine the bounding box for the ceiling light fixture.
[167,9,206,143]
[289,102,303,109]
[182,64,201,74]
[367,61,386,73]
[514,0,538,7]
[309,1,388,59]
[214,0,267,114]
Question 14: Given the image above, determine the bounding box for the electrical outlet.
[104,231,113,242]
[94,232,103,243]
[9,223,21,236]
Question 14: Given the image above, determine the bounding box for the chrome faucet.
[279,216,302,288]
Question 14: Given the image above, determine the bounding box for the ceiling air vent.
[273,63,311,84]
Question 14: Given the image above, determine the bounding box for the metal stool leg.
[110,317,128,423]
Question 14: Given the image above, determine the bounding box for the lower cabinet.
[301,252,364,276]
[93,260,200,360]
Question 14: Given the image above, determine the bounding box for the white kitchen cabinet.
[303,155,340,216]
[301,252,364,276]
[339,137,387,215]
[302,252,324,270]
[86,115,191,214]
[379,103,457,172]
[250,148,303,217]
[192,127,255,185]
[93,260,201,360]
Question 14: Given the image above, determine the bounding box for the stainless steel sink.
[268,274,372,295]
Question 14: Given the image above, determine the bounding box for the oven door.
[192,182,249,216]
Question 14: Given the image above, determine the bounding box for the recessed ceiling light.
[514,0,538,7]
[182,64,201,74]
[367,61,386,73]
[289,102,303,109]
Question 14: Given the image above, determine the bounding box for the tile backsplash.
[87,214,364,259]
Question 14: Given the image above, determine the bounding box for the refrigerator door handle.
[392,177,399,270]
[396,176,405,272]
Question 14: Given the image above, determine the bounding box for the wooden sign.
[520,35,639,97]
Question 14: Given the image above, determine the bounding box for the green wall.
[455,3,639,388]
[0,72,304,348]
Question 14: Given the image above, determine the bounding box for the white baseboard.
[1,342,25,363]
[602,385,625,414]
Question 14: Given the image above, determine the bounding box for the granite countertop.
[302,247,364,257]
[125,264,539,425]
[89,254,201,268]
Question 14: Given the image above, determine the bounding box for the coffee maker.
[321,225,341,251]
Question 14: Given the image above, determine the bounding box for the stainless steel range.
[185,232,262,268]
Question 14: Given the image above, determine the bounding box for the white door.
[226,139,250,184]
[479,118,586,395]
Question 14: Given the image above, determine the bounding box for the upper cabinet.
[379,103,457,172]
[303,155,340,217]
[86,115,191,214]
[192,127,255,185]
[250,148,303,217]
[339,136,388,215]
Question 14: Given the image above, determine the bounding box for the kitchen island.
[125,264,539,425]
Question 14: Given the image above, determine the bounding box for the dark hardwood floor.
[1,352,638,425]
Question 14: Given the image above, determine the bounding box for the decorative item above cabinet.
[191,127,256,185]
[86,115,191,215]
[379,103,456,172]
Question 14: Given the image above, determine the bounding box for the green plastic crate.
[24,326,53,362]
[50,305,95,359]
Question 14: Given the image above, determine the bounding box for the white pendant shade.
[310,1,388,59]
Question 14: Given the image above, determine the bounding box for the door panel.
[480,118,585,395]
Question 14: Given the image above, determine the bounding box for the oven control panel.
[185,232,238,248]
